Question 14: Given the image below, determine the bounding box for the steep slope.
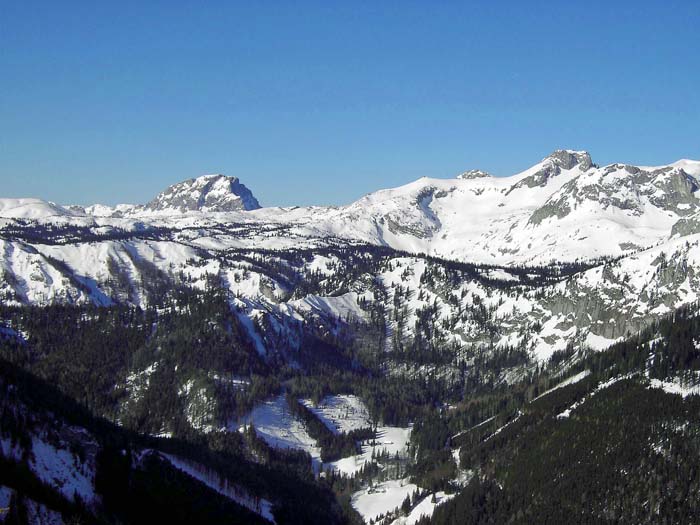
[0,352,350,525]
[418,303,700,525]
[0,359,275,524]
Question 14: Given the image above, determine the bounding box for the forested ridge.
[414,303,700,524]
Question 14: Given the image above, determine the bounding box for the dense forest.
[412,303,700,524]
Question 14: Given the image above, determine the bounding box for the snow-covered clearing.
[292,292,368,323]
[238,394,411,477]
[302,395,372,435]
[238,395,322,468]
[351,479,417,523]
[30,435,96,504]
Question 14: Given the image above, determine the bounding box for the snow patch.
[352,479,417,523]
[648,377,700,398]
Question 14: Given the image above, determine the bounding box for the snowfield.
[351,479,417,523]
[328,425,412,476]
[4,151,700,267]
[237,395,322,468]
[235,394,412,480]
[29,435,96,504]
[302,395,373,435]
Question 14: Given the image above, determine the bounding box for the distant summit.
[145,174,261,213]
[457,169,492,180]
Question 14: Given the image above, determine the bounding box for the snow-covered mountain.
[307,150,700,265]
[3,151,700,265]
[2,150,700,362]
[4,150,700,525]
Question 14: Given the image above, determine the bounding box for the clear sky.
[1,1,699,207]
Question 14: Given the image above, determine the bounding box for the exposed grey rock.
[528,164,700,226]
[506,151,591,195]
[65,205,87,215]
[528,199,572,225]
[507,163,561,194]
[384,187,442,239]
[672,212,700,237]
[546,150,593,171]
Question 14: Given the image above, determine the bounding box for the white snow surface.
[29,434,96,504]
[302,395,373,435]
[4,152,700,266]
[236,395,411,477]
[0,198,74,219]
[291,292,368,323]
[532,370,591,401]
[238,395,322,468]
[351,479,417,523]
[4,153,700,364]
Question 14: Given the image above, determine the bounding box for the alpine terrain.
[2,150,700,524]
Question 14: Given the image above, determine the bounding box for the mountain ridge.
[2,149,700,362]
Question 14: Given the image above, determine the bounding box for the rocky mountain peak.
[145,174,261,213]
[544,149,593,171]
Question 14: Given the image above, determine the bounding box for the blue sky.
[1,1,698,207]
